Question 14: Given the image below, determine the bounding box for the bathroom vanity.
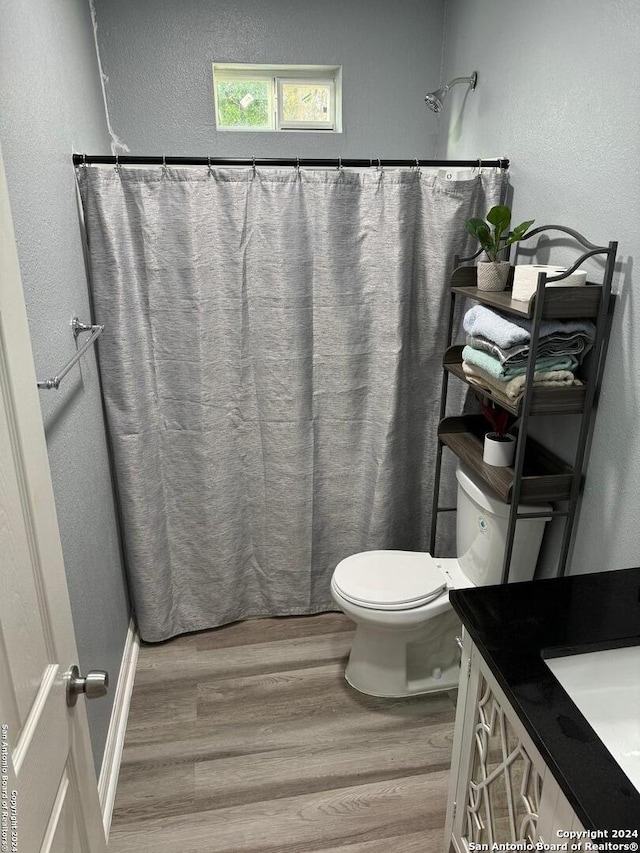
[445,567,640,847]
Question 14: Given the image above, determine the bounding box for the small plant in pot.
[480,400,516,467]
[465,206,535,292]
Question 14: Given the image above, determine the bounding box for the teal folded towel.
[462,345,578,380]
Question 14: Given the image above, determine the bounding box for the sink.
[545,644,640,793]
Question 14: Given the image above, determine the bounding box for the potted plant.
[465,206,535,292]
[480,400,516,467]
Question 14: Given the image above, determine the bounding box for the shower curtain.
[78,165,506,642]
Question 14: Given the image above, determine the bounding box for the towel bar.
[37,317,104,390]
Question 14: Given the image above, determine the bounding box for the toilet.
[330,464,549,697]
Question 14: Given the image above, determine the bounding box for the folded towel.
[464,374,514,408]
[462,361,582,402]
[461,345,578,380]
[466,332,592,366]
[463,305,596,350]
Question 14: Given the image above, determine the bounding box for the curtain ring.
[252,156,256,177]
[207,155,212,176]
[415,157,421,175]
[477,158,483,171]
[377,158,383,172]
[337,157,343,172]
[114,153,120,173]
[295,156,301,178]
[82,153,87,168]
[161,154,167,177]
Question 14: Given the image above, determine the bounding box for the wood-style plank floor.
[108,613,456,853]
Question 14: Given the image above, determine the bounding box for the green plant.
[465,205,535,263]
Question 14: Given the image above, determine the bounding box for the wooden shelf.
[438,415,574,504]
[450,266,602,319]
[443,346,586,416]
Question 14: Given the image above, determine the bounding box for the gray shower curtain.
[78,165,506,642]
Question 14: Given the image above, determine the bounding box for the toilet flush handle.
[455,636,464,650]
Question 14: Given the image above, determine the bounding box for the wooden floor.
[108,613,457,853]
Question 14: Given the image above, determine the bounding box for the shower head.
[425,71,477,112]
[424,89,446,113]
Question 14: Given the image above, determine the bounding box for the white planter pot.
[477,261,511,292]
[483,432,516,467]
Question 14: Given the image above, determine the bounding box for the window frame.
[212,64,342,133]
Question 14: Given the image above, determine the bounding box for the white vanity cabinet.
[445,633,586,851]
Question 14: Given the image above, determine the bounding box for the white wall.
[0,0,131,770]
[439,0,640,575]
[93,0,445,157]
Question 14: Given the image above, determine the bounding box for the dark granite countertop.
[449,567,640,830]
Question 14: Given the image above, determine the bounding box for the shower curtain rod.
[72,154,510,170]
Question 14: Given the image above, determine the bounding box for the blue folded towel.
[462,345,578,380]
[463,305,596,350]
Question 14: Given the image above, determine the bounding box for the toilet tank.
[455,464,550,585]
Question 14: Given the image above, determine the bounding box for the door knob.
[66,665,109,707]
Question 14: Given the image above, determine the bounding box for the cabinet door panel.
[447,638,585,853]
[461,671,544,843]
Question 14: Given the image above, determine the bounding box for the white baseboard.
[98,617,139,837]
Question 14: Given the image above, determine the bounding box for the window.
[213,64,342,132]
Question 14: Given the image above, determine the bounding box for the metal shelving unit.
[429,225,618,582]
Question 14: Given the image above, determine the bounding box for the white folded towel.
[462,362,582,402]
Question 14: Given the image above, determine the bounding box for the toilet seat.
[332,550,447,611]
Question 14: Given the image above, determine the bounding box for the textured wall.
[438,0,640,575]
[0,0,131,770]
[93,0,445,157]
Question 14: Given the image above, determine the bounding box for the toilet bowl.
[331,554,470,696]
[330,465,550,698]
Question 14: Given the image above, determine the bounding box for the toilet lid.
[332,551,447,611]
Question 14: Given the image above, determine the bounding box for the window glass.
[280,82,332,125]
[215,79,271,129]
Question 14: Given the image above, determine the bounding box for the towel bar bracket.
[36,316,104,390]
[71,317,97,338]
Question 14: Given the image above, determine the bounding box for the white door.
[0,143,108,852]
